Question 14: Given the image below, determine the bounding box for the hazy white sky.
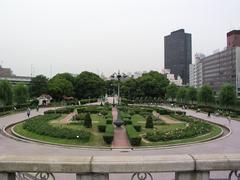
[0,0,240,77]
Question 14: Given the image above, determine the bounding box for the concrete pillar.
[0,173,15,180]
[175,171,209,180]
[76,173,109,180]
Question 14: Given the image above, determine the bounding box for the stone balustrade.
[0,154,240,180]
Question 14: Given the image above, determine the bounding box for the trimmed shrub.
[44,107,74,114]
[145,115,153,128]
[103,125,114,144]
[133,125,141,132]
[23,114,91,141]
[123,119,132,125]
[97,124,106,132]
[106,119,112,124]
[84,113,92,128]
[126,125,141,146]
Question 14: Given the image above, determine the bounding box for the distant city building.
[201,47,240,96]
[162,69,183,86]
[164,29,192,85]
[0,65,13,77]
[189,54,204,88]
[0,66,31,84]
[227,30,240,48]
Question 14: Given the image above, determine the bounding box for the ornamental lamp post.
[110,70,127,105]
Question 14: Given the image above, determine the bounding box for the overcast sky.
[0,0,240,78]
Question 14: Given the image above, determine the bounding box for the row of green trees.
[0,81,28,106]
[166,83,237,109]
[29,71,105,100]
[0,69,238,109]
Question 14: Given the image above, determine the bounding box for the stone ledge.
[0,154,240,173]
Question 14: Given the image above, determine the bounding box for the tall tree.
[166,83,178,102]
[75,71,105,99]
[218,84,236,110]
[13,84,29,105]
[48,76,74,100]
[176,87,187,103]
[198,85,214,105]
[187,87,197,104]
[136,71,169,98]
[53,73,75,85]
[29,75,48,97]
[0,80,13,106]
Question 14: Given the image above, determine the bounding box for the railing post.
[76,173,109,180]
[0,173,15,180]
[175,171,209,180]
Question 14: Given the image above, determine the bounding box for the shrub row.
[79,98,98,105]
[23,114,91,141]
[103,125,114,144]
[44,107,74,114]
[146,115,212,142]
[126,125,141,146]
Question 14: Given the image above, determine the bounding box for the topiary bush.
[133,125,141,132]
[84,113,92,128]
[145,115,153,128]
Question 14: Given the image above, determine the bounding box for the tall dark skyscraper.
[164,29,192,85]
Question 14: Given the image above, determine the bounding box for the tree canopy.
[166,83,178,102]
[218,84,236,109]
[0,80,13,106]
[198,85,215,105]
[29,75,48,97]
[48,76,74,100]
[13,84,29,105]
[75,71,105,99]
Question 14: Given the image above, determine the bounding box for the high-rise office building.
[164,29,192,85]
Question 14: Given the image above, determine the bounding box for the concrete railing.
[0,154,240,180]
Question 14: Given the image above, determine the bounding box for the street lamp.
[110,70,127,105]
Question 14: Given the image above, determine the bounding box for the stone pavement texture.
[0,105,238,179]
[111,107,131,148]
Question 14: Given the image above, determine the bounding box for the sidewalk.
[111,107,131,148]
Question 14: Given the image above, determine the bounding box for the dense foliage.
[29,75,48,97]
[75,71,105,99]
[0,80,13,106]
[23,114,91,141]
[13,84,29,105]
[218,84,236,109]
[84,113,92,128]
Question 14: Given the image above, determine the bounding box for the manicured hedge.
[23,114,91,141]
[103,125,114,144]
[146,115,212,142]
[133,125,141,132]
[106,119,112,124]
[44,107,74,114]
[126,125,141,146]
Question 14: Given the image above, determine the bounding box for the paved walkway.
[111,107,131,148]
[58,112,77,124]
[153,111,182,124]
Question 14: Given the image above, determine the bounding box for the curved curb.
[3,123,112,151]
[1,109,231,151]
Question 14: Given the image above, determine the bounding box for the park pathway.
[111,107,131,149]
